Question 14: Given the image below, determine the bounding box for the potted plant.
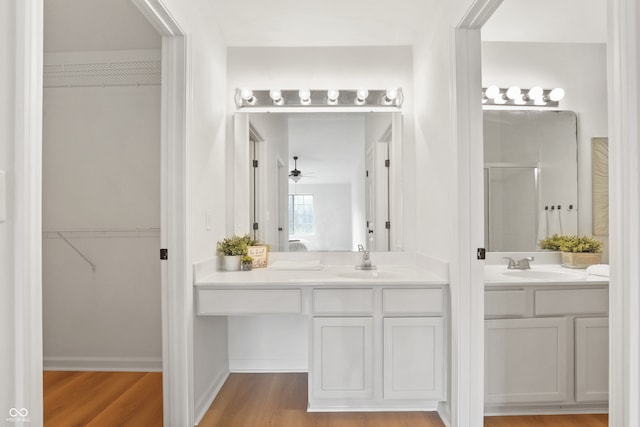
[241,255,253,271]
[539,234,604,268]
[217,234,256,271]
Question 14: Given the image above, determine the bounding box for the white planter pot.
[223,255,242,271]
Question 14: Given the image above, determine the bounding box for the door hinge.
[253,222,259,230]
[252,160,259,168]
[366,170,369,177]
[160,248,168,260]
[385,221,391,230]
[385,159,390,167]
[477,248,486,260]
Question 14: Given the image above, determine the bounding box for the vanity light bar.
[234,88,404,109]
[482,86,565,107]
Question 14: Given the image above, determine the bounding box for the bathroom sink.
[502,269,586,281]
[336,270,401,280]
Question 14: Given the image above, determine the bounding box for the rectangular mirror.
[483,110,578,252]
[234,112,402,252]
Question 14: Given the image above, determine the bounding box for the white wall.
[481,41,608,242]
[42,69,162,369]
[160,1,230,421]
[0,0,16,414]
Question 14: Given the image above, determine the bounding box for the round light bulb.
[506,86,521,100]
[327,89,339,101]
[240,88,253,101]
[549,88,565,101]
[485,85,500,100]
[356,89,369,101]
[298,89,311,104]
[527,86,543,100]
[385,88,399,101]
[269,89,282,101]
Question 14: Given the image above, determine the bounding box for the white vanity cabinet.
[309,286,446,410]
[485,284,609,413]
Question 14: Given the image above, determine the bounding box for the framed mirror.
[233,111,402,252]
[483,110,578,252]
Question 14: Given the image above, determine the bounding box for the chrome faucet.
[503,256,535,270]
[356,244,377,270]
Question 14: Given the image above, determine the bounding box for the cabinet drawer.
[197,289,301,315]
[535,289,608,316]
[382,288,443,314]
[313,289,374,315]
[485,290,527,316]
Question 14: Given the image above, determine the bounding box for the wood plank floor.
[199,373,445,427]
[44,371,608,427]
[43,371,163,426]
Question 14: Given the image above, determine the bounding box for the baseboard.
[43,356,162,372]
[485,404,609,416]
[229,358,308,372]
[437,401,451,426]
[194,367,230,426]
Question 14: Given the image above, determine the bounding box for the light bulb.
[356,89,369,103]
[269,89,283,105]
[299,89,311,105]
[549,88,565,101]
[385,88,398,100]
[506,86,521,100]
[327,89,339,104]
[240,88,253,100]
[527,86,543,101]
[485,85,500,100]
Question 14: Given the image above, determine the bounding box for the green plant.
[242,255,253,263]
[216,234,257,256]
[539,234,603,253]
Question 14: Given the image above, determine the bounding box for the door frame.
[132,1,191,425]
[452,0,640,425]
[12,0,192,425]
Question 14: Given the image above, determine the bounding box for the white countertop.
[484,264,609,286]
[195,263,448,286]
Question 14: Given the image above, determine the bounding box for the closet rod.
[56,232,96,272]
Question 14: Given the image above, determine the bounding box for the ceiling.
[43,0,606,53]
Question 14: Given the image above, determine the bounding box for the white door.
[311,317,374,400]
[485,317,568,404]
[575,317,609,402]
[383,317,444,400]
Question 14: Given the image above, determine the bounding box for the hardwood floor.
[43,371,163,426]
[199,373,445,427]
[44,371,608,427]
[484,414,608,427]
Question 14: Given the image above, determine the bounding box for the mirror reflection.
[245,112,396,252]
[483,110,578,252]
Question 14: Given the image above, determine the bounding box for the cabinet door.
[383,317,444,400]
[575,317,609,402]
[485,317,568,404]
[311,317,373,400]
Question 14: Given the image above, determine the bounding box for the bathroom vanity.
[194,253,449,412]
[484,263,609,415]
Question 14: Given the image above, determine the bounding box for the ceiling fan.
[289,156,303,182]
